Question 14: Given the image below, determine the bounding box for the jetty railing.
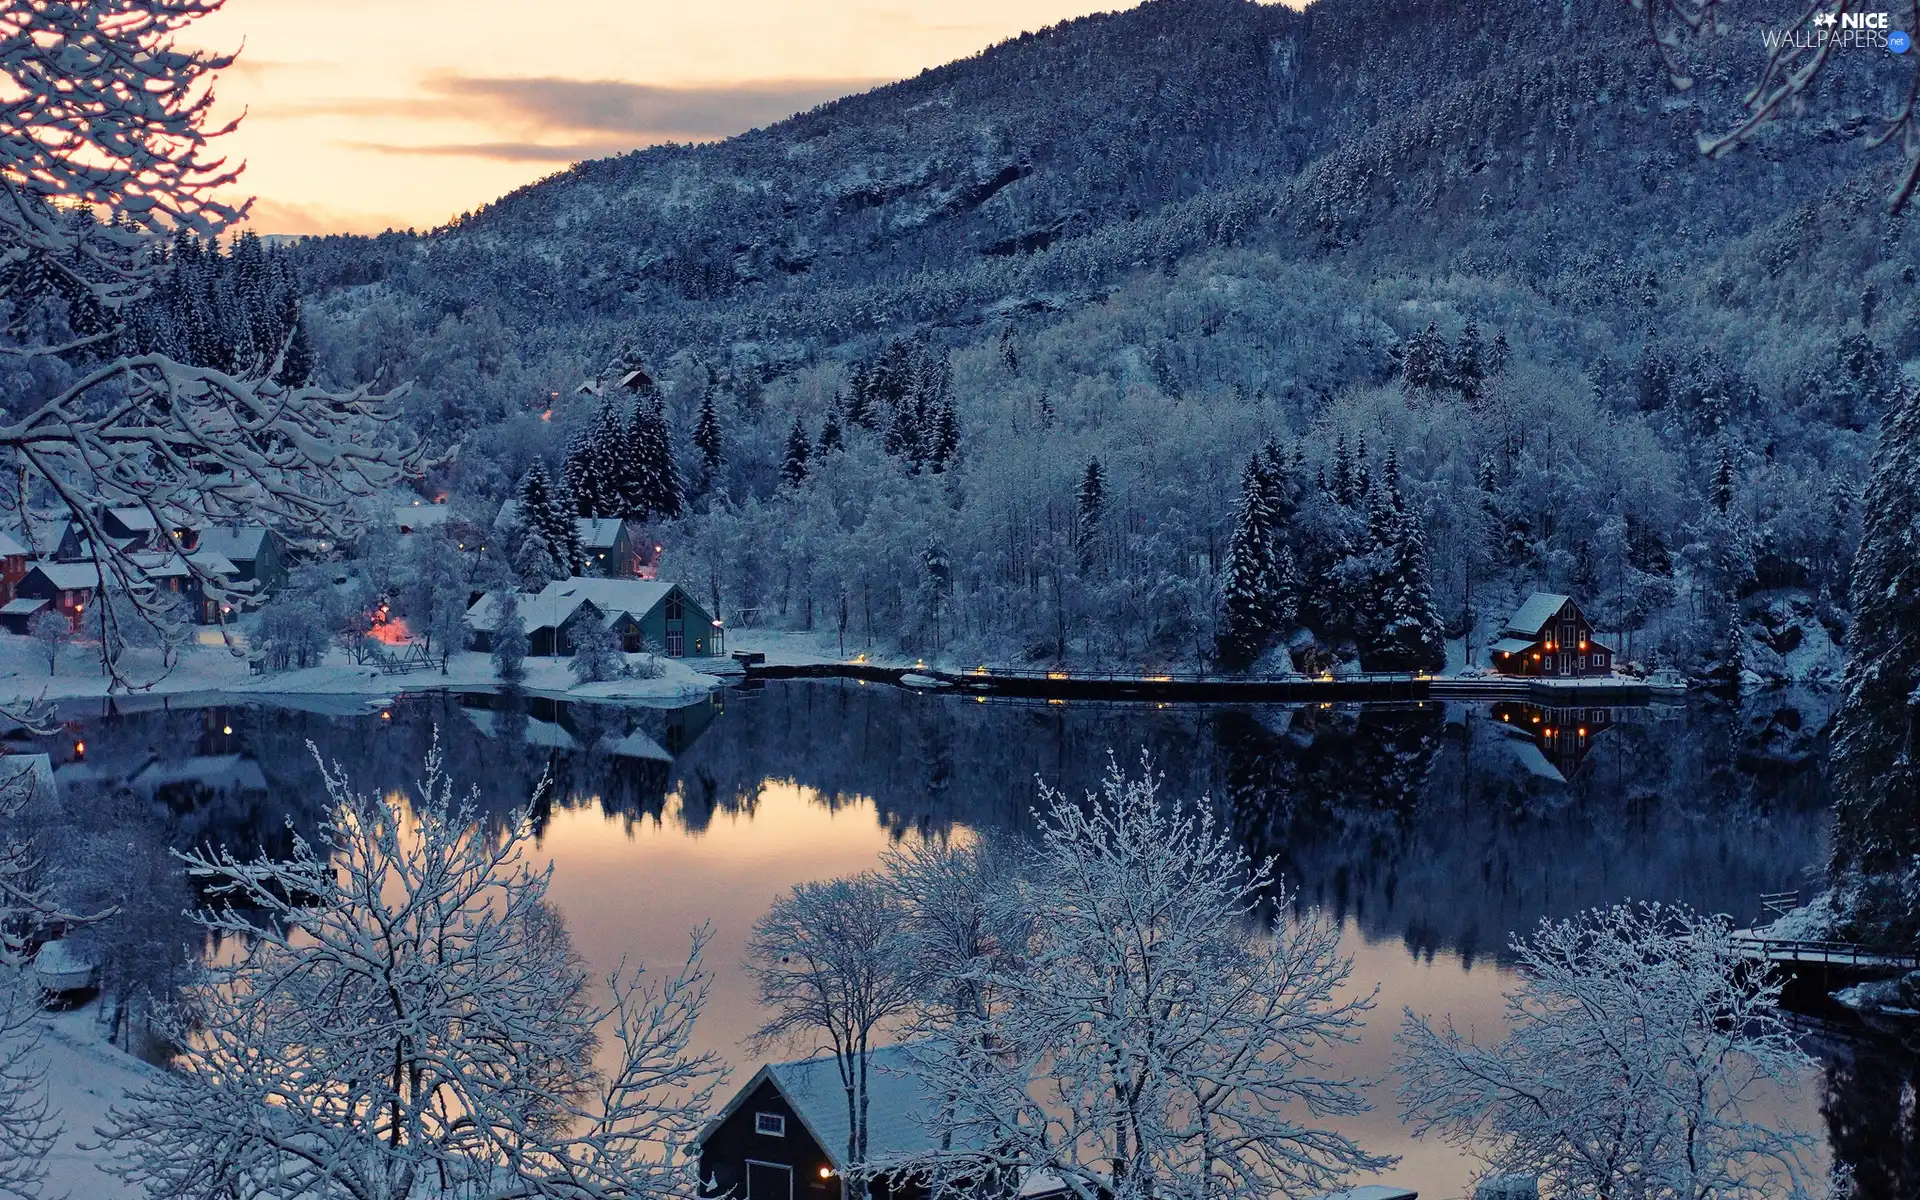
[1729,934,1920,972]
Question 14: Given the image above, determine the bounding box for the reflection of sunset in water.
[527,781,1828,1200]
[537,780,939,1063]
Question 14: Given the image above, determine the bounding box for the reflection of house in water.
[1490,703,1617,783]
[457,694,722,823]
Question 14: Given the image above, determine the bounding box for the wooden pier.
[1730,931,1919,1006]
[741,661,1680,705]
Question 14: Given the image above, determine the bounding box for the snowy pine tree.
[1830,382,1920,943]
[1332,431,1355,507]
[1076,458,1105,571]
[1401,322,1445,393]
[928,395,960,473]
[693,385,724,495]
[1362,501,1447,672]
[513,467,575,585]
[490,590,529,683]
[781,417,812,487]
[817,406,845,457]
[1487,330,1512,378]
[1216,459,1282,670]
[625,399,684,520]
[1711,442,1736,515]
[1451,318,1484,401]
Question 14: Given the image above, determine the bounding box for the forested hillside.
[291,0,1916,675]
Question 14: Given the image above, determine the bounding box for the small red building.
[1490,592,1614,678]
[0,532,27,604]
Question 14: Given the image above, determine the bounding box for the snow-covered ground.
[0,636,726,712]
[29,1004,159,1198]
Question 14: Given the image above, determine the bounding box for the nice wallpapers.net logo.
[1764,10,1913,52]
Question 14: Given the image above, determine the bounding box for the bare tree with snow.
[1397,902,1822,1200]
[0,1,421,687]
[24,612,65,678]
[899,756,1390,1200]
[98,737,725,1200]
[745,872,920,1182]
[879,837,1029,1032]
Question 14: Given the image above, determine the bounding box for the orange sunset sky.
[188,1,1180,236]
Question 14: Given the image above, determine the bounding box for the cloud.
[342,139,642,164]
[236,195,414,237]
[425,75,884,139]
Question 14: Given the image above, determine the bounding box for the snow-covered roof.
[0,754,56,806]
[128,755,269,794]
[537,577,679,621]
[1495,727,1567,783]
[395,504,452,532]
[0,598,47,616]
[0,531,27,557]
[1503,592,1571,636]
[1310,1187,1418,1200]
[700,1044,962,1171]
[106,506,158,532]
[462,706,580,750]
[1490,637,1536,656]
[27,561,100,590]
[465,590,597,635]
[194,525,271,562]
[130,550,239,580]
[599,730,671,762]
[576,518,625,549]
[494,499,525,531]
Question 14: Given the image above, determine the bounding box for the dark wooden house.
[1489,592,1614,678]
[14,562,100,629]
[696,1046,950,1200]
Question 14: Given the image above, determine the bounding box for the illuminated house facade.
[1489,592,1614,678]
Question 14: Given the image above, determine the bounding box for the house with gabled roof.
[1489,592,1614,678]
[192,525,285,593]
[14,561,101,628]
[696,1045,954,1200]
[535,577,721,657]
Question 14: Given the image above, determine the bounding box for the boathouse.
[1490,593,1614,678]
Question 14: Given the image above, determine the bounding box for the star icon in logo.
[1813,10,1838,25]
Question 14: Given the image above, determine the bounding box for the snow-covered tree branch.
[97,736,725,1200]
[896,755,1390,1200]
[1635,0,1920,211]
[1397,902,1821,1200]
[0,0,422,686]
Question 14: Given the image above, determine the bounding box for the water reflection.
[8,682,1895,1197]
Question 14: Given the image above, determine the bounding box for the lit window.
[755,1113,786,1137]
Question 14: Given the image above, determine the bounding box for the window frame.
[754,1112,787,1137]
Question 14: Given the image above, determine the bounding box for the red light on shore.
[73,741,84,758]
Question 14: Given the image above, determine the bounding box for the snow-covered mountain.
[292,0,1910,674]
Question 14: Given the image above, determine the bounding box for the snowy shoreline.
[0,639,730,717]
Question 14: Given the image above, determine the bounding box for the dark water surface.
[20,682,1919,1199]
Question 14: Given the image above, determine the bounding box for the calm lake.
[21,681,1918,1199]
